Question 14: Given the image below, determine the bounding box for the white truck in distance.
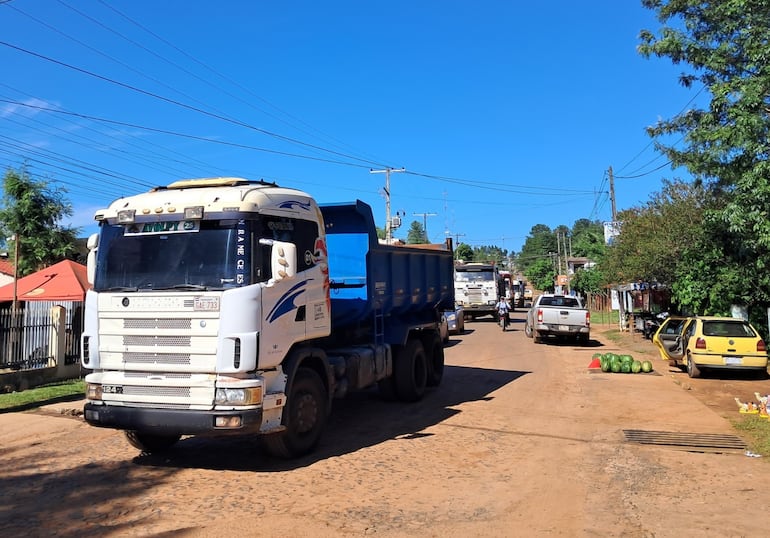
[453,262,501,320]
[524,293,590,345]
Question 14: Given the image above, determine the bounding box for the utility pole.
[608,165,617,221]
[370,167,406,244]
[413,212,437,242]
[12,233,19,310]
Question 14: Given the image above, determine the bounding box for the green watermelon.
[610,361,622,373]
[620,362,631,374]
[631,360,642,373]
[621,354,633,365]
[600,358,610,372]
[641,360,653,373]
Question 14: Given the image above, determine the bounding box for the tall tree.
[455,243,473,261]
[0,167,80,277]
[524,258,556,293]
[518,224,557,273]
[570,219,606,261]
[601,179,710,286]
[406,220,427,244]
[639,0,770,315]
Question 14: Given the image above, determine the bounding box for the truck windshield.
[94,219,251,291]
[455,271,494,283]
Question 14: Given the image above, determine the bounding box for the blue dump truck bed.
[320,200,455,344]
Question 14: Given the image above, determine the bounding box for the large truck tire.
[125,431,180,454]
[262,367,328,458]
[393,338,427,402]
[422,332,445,387]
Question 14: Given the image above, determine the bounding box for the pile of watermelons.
[595,353,653,374]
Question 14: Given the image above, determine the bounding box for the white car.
[443,306,465,337]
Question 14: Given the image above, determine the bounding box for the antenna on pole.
[370,167,406,244]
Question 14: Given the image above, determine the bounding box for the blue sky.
[0,1,700,253]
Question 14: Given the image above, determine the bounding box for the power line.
[614,160,672,179]
[0,40,392,169]
[0,98,375,170]
[95,0,391,168]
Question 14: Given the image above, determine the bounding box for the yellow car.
[653,316,768,378]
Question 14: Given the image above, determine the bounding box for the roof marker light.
[184,206,204,219]
[117,209,136,224]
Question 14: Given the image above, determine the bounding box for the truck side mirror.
[86,232,99,285]
[260,239,297,282]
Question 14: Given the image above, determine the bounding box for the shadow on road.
[133,364,529,472]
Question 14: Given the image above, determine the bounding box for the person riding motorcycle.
[496,297,510,331]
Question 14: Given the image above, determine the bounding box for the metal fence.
[0,302,84,371]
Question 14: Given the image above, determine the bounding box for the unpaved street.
[1,311,769,537]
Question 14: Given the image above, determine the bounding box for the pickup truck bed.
[525,294,590,345]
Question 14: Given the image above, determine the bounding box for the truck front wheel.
[124,431,180,454]
[394,339,428,402]
[262,367,328,458]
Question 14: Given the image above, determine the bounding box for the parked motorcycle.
[643,311,669,340]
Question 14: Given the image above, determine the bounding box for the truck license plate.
[724,356,742,365]
[558,325,569,331]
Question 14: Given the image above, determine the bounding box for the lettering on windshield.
[236,221,247,285]
[125,221,200,235]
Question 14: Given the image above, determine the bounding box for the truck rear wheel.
[394,338,427,402]
[262,367,328,458]
[423,333,445,387]
[124,431,180,454]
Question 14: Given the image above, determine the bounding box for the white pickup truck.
[524,294,590,345]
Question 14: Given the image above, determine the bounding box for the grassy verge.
[731,415,770,457]
[0,379,85,412]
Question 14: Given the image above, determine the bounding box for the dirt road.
[1,311,769,537]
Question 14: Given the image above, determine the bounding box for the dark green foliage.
[0,166,80,277]
[524,258,556,293]
[638,1,770,325]
[406,220,428,244]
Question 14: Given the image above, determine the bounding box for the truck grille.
[124,318,192,330]
[125,372,192,379]
[121,386,191,398]
[123,335,192,347]
[124,352,191,365]
[467,290,483,303]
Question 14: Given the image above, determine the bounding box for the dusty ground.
[593,320,770,421]
[1,312,769,537]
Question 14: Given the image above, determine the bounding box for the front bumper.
[84,402,264,436]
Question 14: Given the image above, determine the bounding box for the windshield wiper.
[153,284,209,291]
[103,286,138,292]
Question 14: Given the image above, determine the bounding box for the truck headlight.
[86,383,103,400]
[215,387,262,406]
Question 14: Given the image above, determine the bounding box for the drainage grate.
[623,429,747,453]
